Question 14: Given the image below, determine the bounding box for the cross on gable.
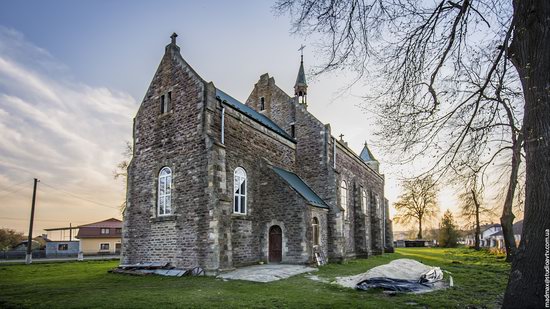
[339,134,344,141]
[171,32,178,44]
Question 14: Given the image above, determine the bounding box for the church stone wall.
[123,37,392,272]
[256,166,318,265]
[306,206,329,263]
[122,44,210,269]
[293,103,343,261]
[335,142,385,257]
[211,94,304,266]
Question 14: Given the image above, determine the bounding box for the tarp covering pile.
[335,259,447,293]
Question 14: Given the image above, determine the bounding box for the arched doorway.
[269,225,282,263]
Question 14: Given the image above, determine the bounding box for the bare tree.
[113,141,133,213]
[456,166,493,250]
[394,176,439,239]
[276,1,549,306]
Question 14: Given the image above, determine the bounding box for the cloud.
[0,26,136,233]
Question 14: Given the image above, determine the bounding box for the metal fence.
[1,250,46,260]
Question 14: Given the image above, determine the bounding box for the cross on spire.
[339,134,345,141]
[298,44,306,61]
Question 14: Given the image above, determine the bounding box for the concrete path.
[218,264,317,283]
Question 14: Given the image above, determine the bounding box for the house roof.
[359,143,377,162]
[490,220,523,237]
[271,166,328,209]
[77,218,122,229]
[481,223,501,232]
[76,218,122,239]
[215,89,295,141]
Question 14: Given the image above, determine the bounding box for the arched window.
[233,167,247,214]
[340,180,348,212]
[361,189,368,215]
[375,195,381,217]
[158,167,172,216]
[312,217,320,246]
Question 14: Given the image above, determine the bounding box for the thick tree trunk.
[503,0,550,307]
[500,135,522,262]
[417,217,423,239]
[471,190,481,250]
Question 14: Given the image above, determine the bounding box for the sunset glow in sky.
[0,0,464,236]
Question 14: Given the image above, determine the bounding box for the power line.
[39,181,121,210]
[0,216,88,224]
[0,184,29,200]
[0,179,31,193]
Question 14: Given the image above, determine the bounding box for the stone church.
[122,34,393,273]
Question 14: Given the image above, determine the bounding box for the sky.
[0,0,461,237]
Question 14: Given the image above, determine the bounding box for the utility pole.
[25,178,39,265]
[69,223,72,241]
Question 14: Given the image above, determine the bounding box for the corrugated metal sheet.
[215,89,294,141]
[271,166,328,209]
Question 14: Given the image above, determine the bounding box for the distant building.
[488,220,523,249]
[76,218,122,255]
[45,241,79,258]
[464,223,502,247]
[2,236,48,259]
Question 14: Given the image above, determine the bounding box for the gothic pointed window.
[312,217,320,246]
[361,189,368,215]
[233,167,247,214]
[375,195,381,217]
[158,167,172,216]
[340,180,348,212]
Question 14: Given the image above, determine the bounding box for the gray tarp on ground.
[335,259,447,293]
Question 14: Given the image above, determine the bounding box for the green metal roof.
[215,89,294,141]
[295,57,307,87]
[271,166,328,209]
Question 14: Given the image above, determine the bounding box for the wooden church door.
[269,225,282,263]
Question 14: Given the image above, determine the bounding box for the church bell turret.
[294,45,308,106]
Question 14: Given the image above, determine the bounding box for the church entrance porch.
[269,225,282,263]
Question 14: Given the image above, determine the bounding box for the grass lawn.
[0,248,509,308]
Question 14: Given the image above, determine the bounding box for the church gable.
[134,33,205,127]
[245,74,296,137]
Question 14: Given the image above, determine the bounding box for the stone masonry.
[122,34,393,274]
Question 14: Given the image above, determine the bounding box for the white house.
[488,220,523,249]
[464,223,501,247]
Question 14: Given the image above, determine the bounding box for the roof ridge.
[78,217,122,228]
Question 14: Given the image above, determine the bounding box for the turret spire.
[294,45,308,106]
